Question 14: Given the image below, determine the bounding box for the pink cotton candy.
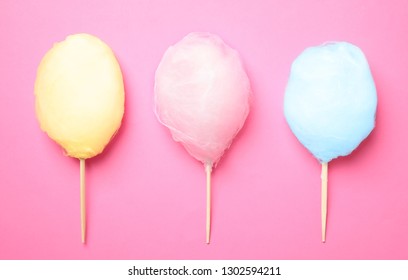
[154,32,251,167]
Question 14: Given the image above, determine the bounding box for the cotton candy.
[154,32,250,167]
[35,33,125,159]
[35,33,124,243]
[284,42,377,163]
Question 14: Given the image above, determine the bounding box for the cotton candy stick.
[321,162,328,242]
[205,163,212,244]
[284,42,377,242]
[80,158,86,243]
[155,32,250,243]
[35,34,125,243]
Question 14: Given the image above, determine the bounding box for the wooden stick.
[80,158,86,244]
[321,162,328,243]
[205,163,212,244]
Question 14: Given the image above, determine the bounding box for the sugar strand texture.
[35,33,125,159]
[284,42,377,163]
[155,32,251,167]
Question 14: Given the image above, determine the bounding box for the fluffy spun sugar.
[284,42,377,163]
[155,32,251,166]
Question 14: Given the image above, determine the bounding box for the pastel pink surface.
[0,0,407,259]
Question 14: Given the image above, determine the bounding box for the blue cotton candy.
[284,42,377,163]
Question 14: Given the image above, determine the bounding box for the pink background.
[1,0,408,259]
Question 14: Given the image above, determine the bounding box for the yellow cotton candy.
[34,33,124,159]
